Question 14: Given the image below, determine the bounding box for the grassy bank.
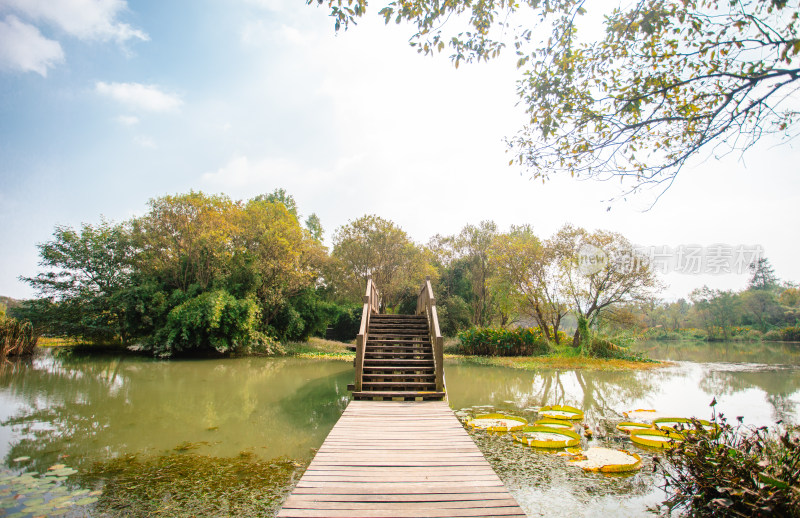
[447,353,664,371]
[284,337,662,370]
[282,337,355,360]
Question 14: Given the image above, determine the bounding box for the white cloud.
[115,114,139,125]
[96,81,183,112]
[0,15,64,76]
[0,0,148,43]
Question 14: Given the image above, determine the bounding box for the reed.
[1,316,37,359]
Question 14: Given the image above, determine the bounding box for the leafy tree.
[454,221,500,327]
[491,225,569,343]
[232,198,327,328]
[690,286,742,340]
[22,191,329,355]
[132,192,237,293]
[305,213,324,242]
[329,215,432,309]
[749,257,779,291]
[741,289,783,332]
[253,188,298,218]
[551,224,661,347]
[21,220,135,344]
[313,0,800,196]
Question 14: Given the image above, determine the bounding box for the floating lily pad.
[616,422,653,433]
[533,418,574,430]
[47,464,66,471]
[539,405,584,421]
[513,426,581,448]
[12,457,30,463]
[629,428,684,448]
[466,414,528,432]
[568,447,642,472]
[75,496,99,505]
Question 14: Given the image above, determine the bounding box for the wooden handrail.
[417,276,445,393]
[354,276,380,391]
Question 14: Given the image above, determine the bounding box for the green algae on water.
[82,452,305,517]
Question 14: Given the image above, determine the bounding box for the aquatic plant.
[655,402,800,517]
[81,452,304,517]
[0,314,37,359]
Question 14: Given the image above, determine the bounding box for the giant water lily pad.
[616,422,652,434]
[533,418,574,430]
[539,405,584,421]
[630,428,684,448]
[568,447,642,472]
[513,426,581,448]
[467,414,527,432]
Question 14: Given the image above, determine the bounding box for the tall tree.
[22,220,135,343]
[748,257,779,290]
[329,215,431,309]
[551,225,661,347]
[312,0,800,197]
[455,221,499,327]
[491,225,569,342]
[132,191,237,293]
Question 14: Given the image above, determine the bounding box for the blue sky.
[1,0,799,301]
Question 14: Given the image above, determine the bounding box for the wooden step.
[367,335,429,340]
[369,323,429,329]
[365,353,433,360]
[364,358,434,365]
[363,381,437,389]
[370,314,426,319]
[362,366,434,373]
[367,338,431,345]
[352,390,446,401]
[365,348,432,354]
[363,373,435,381]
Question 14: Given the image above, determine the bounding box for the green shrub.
[764,329,782,341]
[326,305,361,342]
[657,404,800,517]
[156,290,266,356]
[779,326,800,342]
[456,327,551,356]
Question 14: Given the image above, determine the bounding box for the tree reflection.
[0,355,352,473]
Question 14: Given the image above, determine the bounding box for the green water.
[0,341,798,516]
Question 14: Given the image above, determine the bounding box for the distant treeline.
[9,190,798,355]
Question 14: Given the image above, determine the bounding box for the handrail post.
[417,275,445,394]
[355,276,379,393]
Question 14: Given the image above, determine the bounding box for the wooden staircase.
[349,277,446,401]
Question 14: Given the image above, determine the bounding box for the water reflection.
[0,354,352,474]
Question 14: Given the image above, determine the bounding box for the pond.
[0,340,798,516]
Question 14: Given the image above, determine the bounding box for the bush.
[456,327,550,356]
[779,326,800,342]
[156,290,265,356]
[657,404,800,517]
[325,305,361,342]
[763,327,800,342]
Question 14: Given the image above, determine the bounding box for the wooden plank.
[278,508,527,517]
[277,400,526,517]
[283,504,517,512]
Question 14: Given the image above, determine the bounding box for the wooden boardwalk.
[277,401,527,518]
